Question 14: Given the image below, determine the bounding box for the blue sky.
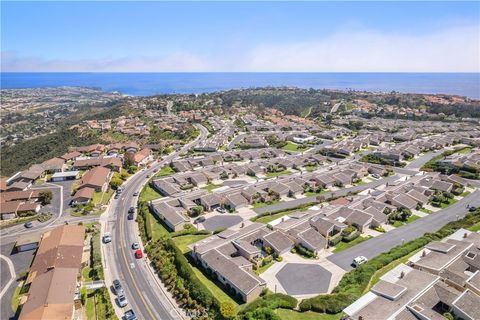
[1,1,479,72]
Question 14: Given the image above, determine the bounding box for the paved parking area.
[201,215,242,231]
[276,263,331,295]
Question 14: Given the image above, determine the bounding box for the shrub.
[80,286,87,305]
[374,227,386,233]
[145,207,153,241]
[342,230,360,242]
[276,256,283,262]
[263,255,273,266]
[220,302,236,319]
[240,293,297,314]
[328,234,343,246]
[295,244,316,258]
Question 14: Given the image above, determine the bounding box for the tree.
[110,177,123,189]
[39,190,52,205]
[191,206,204,217]
[220,302,236,319]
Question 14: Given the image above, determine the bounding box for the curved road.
[102,123,208,320]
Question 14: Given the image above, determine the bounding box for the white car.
[352,256,368,267]
[102,232,112,244]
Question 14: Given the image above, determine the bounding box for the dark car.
[124,310,137,320]
[127,213,134,220]
[24,222,33,228]
[133,191,139,197]
[194,216,206,224]
[114,194,120,199]
[112,279,123,295]
[128,207,135,213]
[469,206,477,212]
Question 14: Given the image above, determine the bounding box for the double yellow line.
[118,176,157,319]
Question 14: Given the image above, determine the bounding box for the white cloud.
[2,24,479,72]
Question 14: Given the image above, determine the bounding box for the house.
[71,187,95,205]
[390,193,418,210]
[50,171,80,182]
[60,151,81,161]
[128,148,152,167]
[20,225,85,320]
[78,166,111,192]
[224,193,249,210]
[285,181,303,197]
[189,172,208,187]
[41,158,66,173]
[267,182,290,198]
[151,179,181,196]
[150,201,188,232]
[200,193,223,211]
[0,201,40,220]
[241,186,263,203]
[297,227,327,254]
[345,210,374,232]
[262,231,294,256]
[431,180,454,193]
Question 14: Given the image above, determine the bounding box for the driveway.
[276,263,331,295]
[0,242,36,320]
[201,215,243,231]
[327,190,480,271]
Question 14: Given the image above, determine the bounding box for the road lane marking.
[0,254,15,299]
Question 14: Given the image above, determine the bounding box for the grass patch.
[11,283,23,313]
[202,183,222,192]
[173,234,210,253]
[255,210,292,224]
[304,165,318,172]
[276,309,343,320]
[92,188,114,206]
[139,184,163,202]
[191,265,239,308]
[333,236,372,253]
[155,165,175,177]
[85,292,96,319]
[252,199,282,209]
[81,266,94,282]
[461,191,471,197]
[391,215,421,227]
[366,248,422,291]
[266,170,292,178]
[149,210,171,241]
[256,261,275,275]
[419,207,433,214]
[469,222,480,232]
[354,180,367,186]
[282,141,309,152]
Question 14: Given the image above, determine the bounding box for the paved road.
[406,150,443,169]
[254,175,401,214]
[327,190,480,271]
[228,133,247,150]
[104,123,208,320]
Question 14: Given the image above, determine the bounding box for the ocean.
[1,72,479,98]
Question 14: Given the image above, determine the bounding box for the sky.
[1,1,479,72]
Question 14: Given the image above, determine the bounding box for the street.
[327,190,480,271]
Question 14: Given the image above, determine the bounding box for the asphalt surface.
[104,123,208,320]
[276,263,331,295]
[327,190,480,271]
[0,242,36,320]
[254,174,401,214]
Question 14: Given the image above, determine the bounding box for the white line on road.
[0,254,16,300]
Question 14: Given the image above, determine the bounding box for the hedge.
[299,210,480,314]
[342,230,360,242]
[90,232,104,280]
[145,206,153,241]
[145,237,221,318]
[240,293,297,314]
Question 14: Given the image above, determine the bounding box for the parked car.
[133,191,139,196]
[131,243,139,250]
[124,310,137,320]
[135,249,143,259]
[194,216,206,224]
[128,207,135,213]
[153,168,158,173]
[102,232,112,244]
[127,213,134,220]
[146,174,151,178]
[117,293,128,307]
[352,256,368,267]
[372,173,381,179]
[469,206,477,212]
[114,194,120,199]
[112,279,123,295]
[24,222,33,228]
[216,207,226,214]
[116,188,123,194]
